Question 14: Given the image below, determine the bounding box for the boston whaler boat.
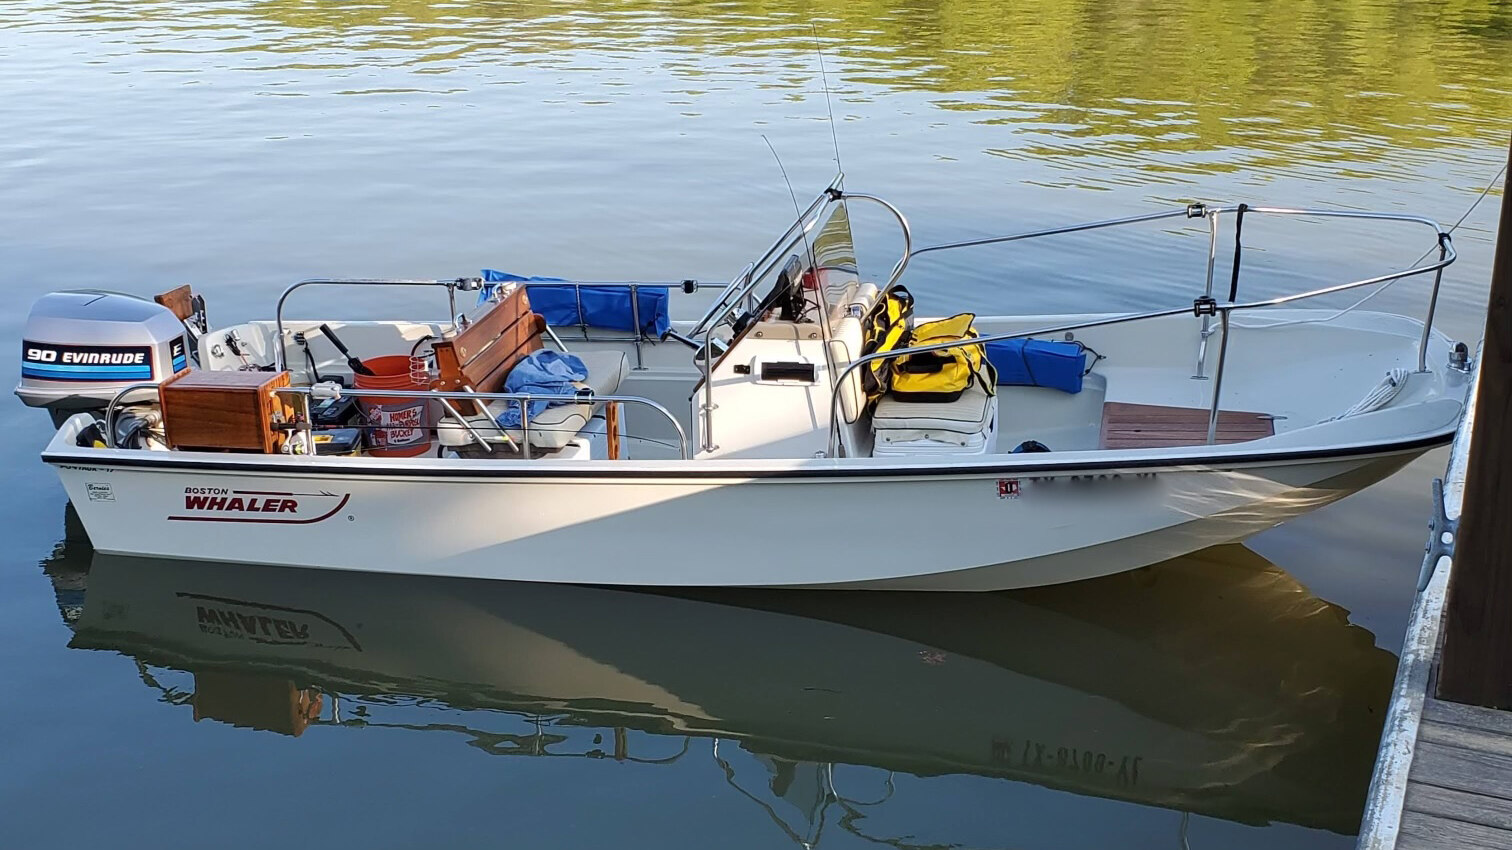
[19,179,1471,589]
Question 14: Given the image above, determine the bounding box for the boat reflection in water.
[45,527,1393,840]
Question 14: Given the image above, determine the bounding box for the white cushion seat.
[437,350,629,451]
[872,380,993,439]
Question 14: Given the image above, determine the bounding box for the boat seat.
[437,349,628,451]
[872,380,995,447]
[490,349,627,449]
[431,283,630,452]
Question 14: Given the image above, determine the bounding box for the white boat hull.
[47,416,1436,590]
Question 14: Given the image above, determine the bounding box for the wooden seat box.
[160,369,293,453]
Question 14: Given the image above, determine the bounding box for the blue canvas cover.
[481,270,671,338]
[984,339,1086,394]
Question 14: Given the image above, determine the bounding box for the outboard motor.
[16,291,190,426]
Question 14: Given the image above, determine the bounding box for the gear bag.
[859,285,914,404]
[889,312,997,403]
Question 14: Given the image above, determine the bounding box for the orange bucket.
[354,355,436,458]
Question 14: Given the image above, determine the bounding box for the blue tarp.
[984,339,1086,394]
[481,270,671,338]
[494,350,589,429]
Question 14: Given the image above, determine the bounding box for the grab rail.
[272,277,482,373]
[101,382,168,449]
[841,192,914,289]
[97,381,689,459]
[828,206,1455,456]
[270,385,692,460]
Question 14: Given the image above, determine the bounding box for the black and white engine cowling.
[16,291,189,427]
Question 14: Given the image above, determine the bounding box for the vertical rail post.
[520,395,532,461]
[1206,308,1232,445]
[701,336,716,453]
[1207,204,1247,443]
[1417,236,1450,373]
[1438,136,1512,708]
[629,283,644,369]
[1204,209,1219,293]
[574,284,589,341]
[1195,209,1220,379]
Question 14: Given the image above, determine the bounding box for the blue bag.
[481,270,671,338]
[494,350,589,429]
[984,339,1087,394]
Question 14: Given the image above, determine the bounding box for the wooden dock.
[1400,697,1512,848]
[1363,407,1512,847]
[1355,388,1512,849]
[1356,373,1470,850]
[1359,350,1512,849]
[1359,346,1512,849]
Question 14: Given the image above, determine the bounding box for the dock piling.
[1439,135,1512,709]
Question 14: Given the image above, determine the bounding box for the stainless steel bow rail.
[824,204,1455,457]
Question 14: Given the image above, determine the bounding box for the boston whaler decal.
[170,487,350,524]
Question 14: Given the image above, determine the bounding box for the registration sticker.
[997,479,1020,499]
[86,482,115,502]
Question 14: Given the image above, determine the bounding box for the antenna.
[761,133,820,295]
[812,24,843,177]
[763,134,841,375]
[762,134,804,223]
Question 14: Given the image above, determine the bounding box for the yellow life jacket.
[889,312,996,403]
[859,285,914,404]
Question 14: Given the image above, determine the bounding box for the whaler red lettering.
[184,495,299,513]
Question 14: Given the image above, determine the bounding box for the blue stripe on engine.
[23,362,151,374]
[23,364,152,381]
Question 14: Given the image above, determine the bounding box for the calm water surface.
[1,1,1508,847]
